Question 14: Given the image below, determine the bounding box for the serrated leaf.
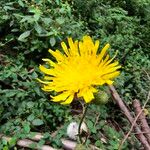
[18,31,31,42]
[32,119,44,126]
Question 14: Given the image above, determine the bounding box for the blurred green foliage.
[0,0,150,149]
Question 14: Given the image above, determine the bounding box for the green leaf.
[23,122,30,133]
[2,138,7,145]
[32,119,44,126]
[3,146,9,150]
[26,101,34,108]
[87,120,94,130]
[41,18,52,25]
[27,114,35,121]
[9,137,17,147]
[29,143,37,149]
[34,23,43,34]
[34,14,40,21]
[38,139,45,147]
[56,17,65,24]
[43,133,50,139]
[50,37,56,46]
[18,0,24,7]
[0,106,4,115]
[5,90,17,97]
[18,31,31,42]
[95,140,102,147]
[4,6,15,11]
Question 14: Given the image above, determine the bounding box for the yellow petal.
[83,36,95,55]
[105,80,114,85]
[51,92,70,102]
[42,85,54,91]
[44,76,54,80]
[48,49,64,62]
[103,51,118,66]
[94,40,100,54]
[106,61,120,68]
[61,94,74,105]
[41,87,53,91]
[37,78,50,84]
[102,66,121,75]
[61,42,70,56]
[42,58,55,66]
[102,71,120,79]
[83,90,94,103]
[103,55,110,64]
[68,37,79,56]
[78,87,96,103]
[39,65,55,76]
[74,40,79,51]
[98,43,110,61]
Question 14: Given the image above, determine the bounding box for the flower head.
[38,36,121,104]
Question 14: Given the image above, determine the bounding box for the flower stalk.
[78,104,88,144]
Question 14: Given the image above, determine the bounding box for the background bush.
[0,0,150,149]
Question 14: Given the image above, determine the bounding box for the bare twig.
[0,134,56,150]
[133,97,150,144]
[28,132,44,141]
[94,113,100,127]
[27,125,64,142]
[61,139,101,150]
[134,132,150,135]
[109,85,150,150]
[118,92,149,150]
[143,69,150,81]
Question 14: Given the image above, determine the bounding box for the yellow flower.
[38,35,121,105]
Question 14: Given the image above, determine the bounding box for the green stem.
[78,104,88,144]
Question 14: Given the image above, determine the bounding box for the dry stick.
[134,131,150,135]
[61,139,101,150]
[0,133,101,150]
[109,85,150,150]
[0,134,56,150]
[28,132,44,141]
[119,92,150,149]
[27,125,64,142]
[133,98,150,144]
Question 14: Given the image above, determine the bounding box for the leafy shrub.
[0,0,85,55]
[0,54,70,134]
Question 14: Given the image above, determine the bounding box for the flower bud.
[94,91,109,105]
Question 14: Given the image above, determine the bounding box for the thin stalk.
[78,104,88,144]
